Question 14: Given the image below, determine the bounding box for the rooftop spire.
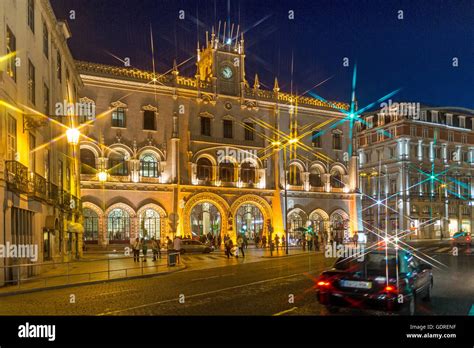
[253,74,260,89]
[273,77,280,93]
[172,59,179,76]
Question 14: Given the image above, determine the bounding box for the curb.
[0,263,187,298]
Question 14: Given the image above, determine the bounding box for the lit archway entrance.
[107,208,130,243]
[235,203,263,241]
[83,208,99,244]
[330,209,349,243]
[309,209,329,243]
[190,202,221,239]
[139,209,161,239]
[288,209,308,246]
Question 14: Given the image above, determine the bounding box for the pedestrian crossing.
[410,245,472,255]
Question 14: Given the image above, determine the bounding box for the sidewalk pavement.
[0,252,185,296]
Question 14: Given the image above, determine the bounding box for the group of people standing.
[131,237,162,262]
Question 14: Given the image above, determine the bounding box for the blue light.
[226,38,232,45]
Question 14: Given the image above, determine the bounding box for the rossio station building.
[76,27,362,249]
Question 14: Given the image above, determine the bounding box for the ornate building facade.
[0,0,82,286]
[356,105,474,239]
[77,29,361,249]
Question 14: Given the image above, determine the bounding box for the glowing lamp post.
[66,128,80,145]
[98,170,108,183]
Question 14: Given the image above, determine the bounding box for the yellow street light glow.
[289,138,298,144]
[98,170,108,183]
[271,141,281,146]
[66,128,80,145]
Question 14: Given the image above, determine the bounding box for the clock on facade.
[220,66,233,79]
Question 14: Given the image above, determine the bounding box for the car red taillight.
[317,281,331,287]
[384,285,397,292]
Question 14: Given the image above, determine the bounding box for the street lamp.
[97,170,108,183]
[66,128,80,145]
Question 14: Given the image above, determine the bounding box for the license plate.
[340,280,372,289]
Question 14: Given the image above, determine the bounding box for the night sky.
[50,0,474,109]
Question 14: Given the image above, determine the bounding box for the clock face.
[220,66,233,79]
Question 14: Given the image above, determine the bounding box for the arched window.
[109,151,128,176]
[309,166,323,187]
[190,202,221,238]
[235,204,263,240]
[139,209,160,239]
[241,161,256,184]
[219,160,234,182]
[197,158,212,181]
[107,208,130,243]
[80,148,96,174]
[83,208,98,242]
[288,211,304,245]
[140,154,159,178]
[287,164,302,186]
[330,169,344,188]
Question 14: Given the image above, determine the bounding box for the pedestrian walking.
[237,235,245,258]
[225,239,234,259]
[314,234,319,251]
[151,238,161,261]
[275,235,280,251]
[353,231,359,248]
[141,238,148,261]
[307,235,312,251]
[217,235,222,248]
[255,235,260,248]
[166,236,173,250]
[262,235,267,248]
[132,237,140,262]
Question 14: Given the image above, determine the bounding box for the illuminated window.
[112,108,126,128]
[241,161,256,184]
[7,115,17,161]
[6,26,16,82]
[197,158,212,181]
[140,154,159,178]
[219,160,234,182]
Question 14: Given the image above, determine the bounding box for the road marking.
[264,265,286,270]
[99,272,309,315]
[469,305,474,316]
[435,247,451,253]
[273,306,298,316]
[192,273,236,281]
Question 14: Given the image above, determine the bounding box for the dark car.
[179,239,214,254]
[451,231,472,246]
[316,248,433,315]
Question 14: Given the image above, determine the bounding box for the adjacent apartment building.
[356,103,474,240]
[0,0,82,286]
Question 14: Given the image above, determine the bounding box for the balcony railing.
[5,160,29,194]
[29,172,47,201]
[48,182,60,204]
